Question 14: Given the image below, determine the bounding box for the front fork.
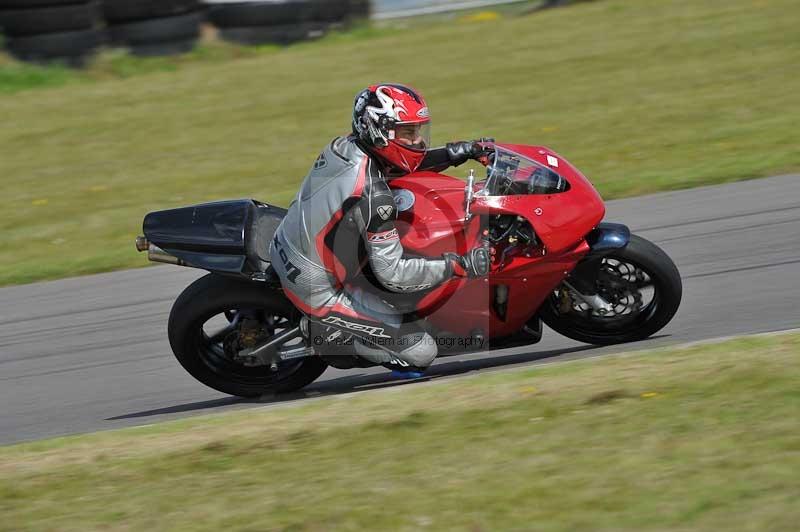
[561,223,631,314]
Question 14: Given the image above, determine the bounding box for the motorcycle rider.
[269,84,491,376]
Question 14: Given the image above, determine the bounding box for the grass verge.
[2,332,799,531]
[1,0,799,287]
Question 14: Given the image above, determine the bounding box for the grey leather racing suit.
[269,136,456,370]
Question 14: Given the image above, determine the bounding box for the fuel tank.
[388,171,480,256]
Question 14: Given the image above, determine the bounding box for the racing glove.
[444,248,491,278]
[445,140,493,167]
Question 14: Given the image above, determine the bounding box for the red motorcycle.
[137,142,682,397]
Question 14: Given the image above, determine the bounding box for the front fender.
[584,222,630,258]
[565,223,631,294]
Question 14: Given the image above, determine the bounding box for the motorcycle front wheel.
[539,234,682,346]
[168,274,327,397]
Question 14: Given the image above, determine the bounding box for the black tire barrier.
[0,2,99,37]
[311,0,348,23]
[0,0,88,8]
[0,0,372,65]
[347,0,370,20]
[103,0,202,24]
[217,24,313,46]
[207,0,314,28]
[108,11,203,46]
[5,27,103,64]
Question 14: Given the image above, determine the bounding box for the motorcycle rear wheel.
[539,234,682,345]
[168,273,327,397]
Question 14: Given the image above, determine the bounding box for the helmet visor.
[390,121,431,151]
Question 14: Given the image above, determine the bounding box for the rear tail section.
[136,199,286,279]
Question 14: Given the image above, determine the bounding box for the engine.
[483,214,544,270]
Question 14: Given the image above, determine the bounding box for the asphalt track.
[1,174,799,446]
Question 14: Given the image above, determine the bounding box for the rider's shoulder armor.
[298,136,367,201]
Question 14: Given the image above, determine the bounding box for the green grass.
[1,0,799,287]
[2,332,799,531]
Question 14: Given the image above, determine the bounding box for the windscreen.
[484,146,570,195]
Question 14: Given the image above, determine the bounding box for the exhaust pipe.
[135,236,149,252]
[135,236,185,266]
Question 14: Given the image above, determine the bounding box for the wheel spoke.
[564,257,658,321]
[205,311,242,344]
[206,324,235,345]
[196,307,306,386]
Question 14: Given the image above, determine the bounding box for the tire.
[347,0,370,20]
[539,234,682,345]
[103,0,201,24]
[0,0,86,8]
[311,0,348,23]
[6,27,102,62]
[207,0,314,28]
[217,24,312,46]
[108,11,203,45]
[168,273,328,398]
[0,3,99,37]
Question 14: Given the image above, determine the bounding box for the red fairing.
[471,144,605,254]
[387,143,606,337]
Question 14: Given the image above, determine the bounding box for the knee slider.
[398,332,437,368]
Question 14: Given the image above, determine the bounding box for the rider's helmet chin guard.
[352,84,431,174]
